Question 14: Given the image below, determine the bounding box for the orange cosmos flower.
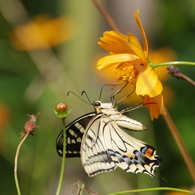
[96,10,166,120]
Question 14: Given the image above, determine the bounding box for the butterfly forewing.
[56,112,95,157]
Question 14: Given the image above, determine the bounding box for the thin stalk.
[150,61,195,68]
[176,72,195,86]
[14,133,29,195]
[163,109,195,183]
[55,118,66,195]
[179,73,195,86]
[91,0,121,32]
[108,187,193,195]
[166,65,195,86]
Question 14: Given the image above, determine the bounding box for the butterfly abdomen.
[113,115,147,131]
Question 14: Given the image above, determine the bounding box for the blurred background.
[0,0,195,194]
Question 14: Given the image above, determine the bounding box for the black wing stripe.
[56,112,95,157]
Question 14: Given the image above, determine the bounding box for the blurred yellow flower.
[96,10,166,120]
[10,15,75,50]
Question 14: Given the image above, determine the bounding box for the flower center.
[115,62,138,83]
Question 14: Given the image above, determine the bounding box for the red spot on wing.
[144,148,154,158]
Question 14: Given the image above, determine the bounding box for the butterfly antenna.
[67,91,91,105]
[99,83,119,100]
[81,91,93,105]
[98,84,105,100]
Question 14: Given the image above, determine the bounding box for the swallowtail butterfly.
[56,100,161,178]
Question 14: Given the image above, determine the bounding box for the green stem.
[14,133,29,195]
[108,187,193,195]
[55,118,66,195]
[150,61,195,68]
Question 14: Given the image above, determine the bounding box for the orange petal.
[98,31,134,54]
[141,94,166,120]
[96,53,139,70]
[136,65,163,97]
[127,33,147,62]
[134,10,148,58]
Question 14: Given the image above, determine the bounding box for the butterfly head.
[93,100,118,115]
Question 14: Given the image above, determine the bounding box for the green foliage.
[0,0,195,194]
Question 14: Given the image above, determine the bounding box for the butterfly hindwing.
[56,112,95,157]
